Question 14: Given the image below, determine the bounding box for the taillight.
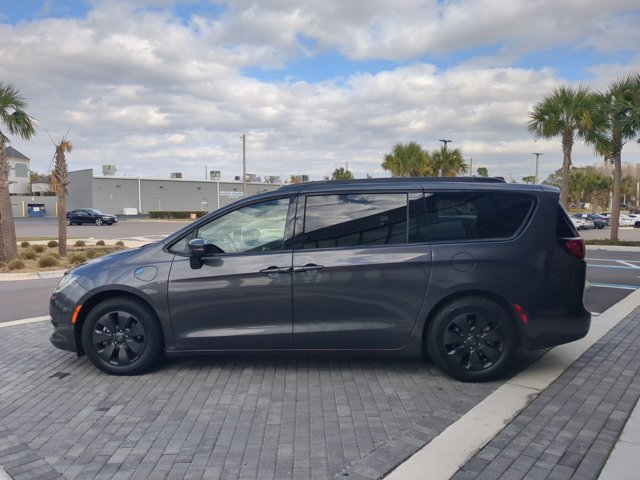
[561,238,585,259]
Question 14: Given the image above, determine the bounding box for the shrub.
[0,261,6,270]
[20,249,37,260]
[20,241,30,248]
[51,253,60,259]
[115,240,125,247]
[69,253,86,264]
[85,249,96,259]
[148,210,207,219]
[38,256,60,268]
[33,244,45,253]
[96,240,106,246]
[8,259,25,270]
[47,240,59,248]
[75,240,86,247]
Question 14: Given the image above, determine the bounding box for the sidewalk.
[388,287,640,480]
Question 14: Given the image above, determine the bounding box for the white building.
[6,146,30,195]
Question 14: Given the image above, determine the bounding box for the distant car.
[572,213,603,229]
[591,214,610,228]
[66,209,118,226]
[570,217,593,230]
[619,215,635,227]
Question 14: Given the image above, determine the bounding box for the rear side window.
[425,192,534,242]
[300,193,424,249]
[557,206,579,237]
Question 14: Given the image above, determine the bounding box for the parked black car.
[50,178,590,382]
[66,209,118,226]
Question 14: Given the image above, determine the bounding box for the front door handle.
[293,263,325,273]
[259,266,291,275]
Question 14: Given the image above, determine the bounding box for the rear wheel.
[81,297,163,375]
[427,297,516,382]
[95,218,103,226]
[66,218,72,226]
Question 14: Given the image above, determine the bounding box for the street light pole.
[438,139,453,149]
[532,152,543,184]
[468,157,473,176]
[241,134,247,197]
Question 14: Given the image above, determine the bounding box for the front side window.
[301,193,422,249]
[425,191,535,241]
[170,198,291,254]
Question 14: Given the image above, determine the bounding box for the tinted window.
[170,198,291,254]
[301,193,424,249]
[557,206,578,237]
[425,192,534,241]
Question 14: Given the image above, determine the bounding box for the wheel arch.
[421,289,521,355]
[74,290,165,355]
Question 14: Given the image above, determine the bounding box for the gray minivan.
[50,177,590,382]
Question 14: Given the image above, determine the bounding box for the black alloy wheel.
[81,298,162,375]
[427,297,516,382]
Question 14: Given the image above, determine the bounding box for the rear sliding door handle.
[293,263,325,273]
[259,266,291,275]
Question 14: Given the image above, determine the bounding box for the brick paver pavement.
[0,321,521,480]
[453,307,640,480]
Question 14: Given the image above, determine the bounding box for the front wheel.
[427,297,517,382]
[81,297,163,375]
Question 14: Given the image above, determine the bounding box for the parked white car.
[619,215,635,227]
[571,217,595,230]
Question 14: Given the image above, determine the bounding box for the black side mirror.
[188,238,206,269]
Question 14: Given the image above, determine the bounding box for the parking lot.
[0,219,638,479]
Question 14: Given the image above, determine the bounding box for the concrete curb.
[587,245,640,252]
[385,287,640,480]
[0,270,65,281]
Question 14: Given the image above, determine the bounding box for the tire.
[95,218,104,226]
[426,297,517,382]
[81,297,163,375]
[66,218,72,226]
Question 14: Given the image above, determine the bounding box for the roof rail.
[278,176,506,191]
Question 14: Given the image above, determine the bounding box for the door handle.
[293,263,325,273]
[259,266,291,275]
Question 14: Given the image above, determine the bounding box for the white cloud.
[0,0,638,185]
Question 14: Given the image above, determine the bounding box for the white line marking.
[617,260,640,269]
[0,316,50,328]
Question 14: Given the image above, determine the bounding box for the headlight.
[53,273,77,293]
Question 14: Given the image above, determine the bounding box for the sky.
[0,0,639,183]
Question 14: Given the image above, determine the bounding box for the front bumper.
[49,276,88,353]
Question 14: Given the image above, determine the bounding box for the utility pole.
[468,157,473,176]
[532,152,543,184]
[438,139,453,149]
[241,134,247,197]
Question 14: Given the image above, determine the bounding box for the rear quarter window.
[425,191,535,242]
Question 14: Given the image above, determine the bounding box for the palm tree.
[585,74,640,240]
[382,142,432,177]
[430,146,468,177]
[51,137,72,256]
[528,85,596,208]
[0,83,36,262]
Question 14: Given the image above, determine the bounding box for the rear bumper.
[520,306,591,350]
